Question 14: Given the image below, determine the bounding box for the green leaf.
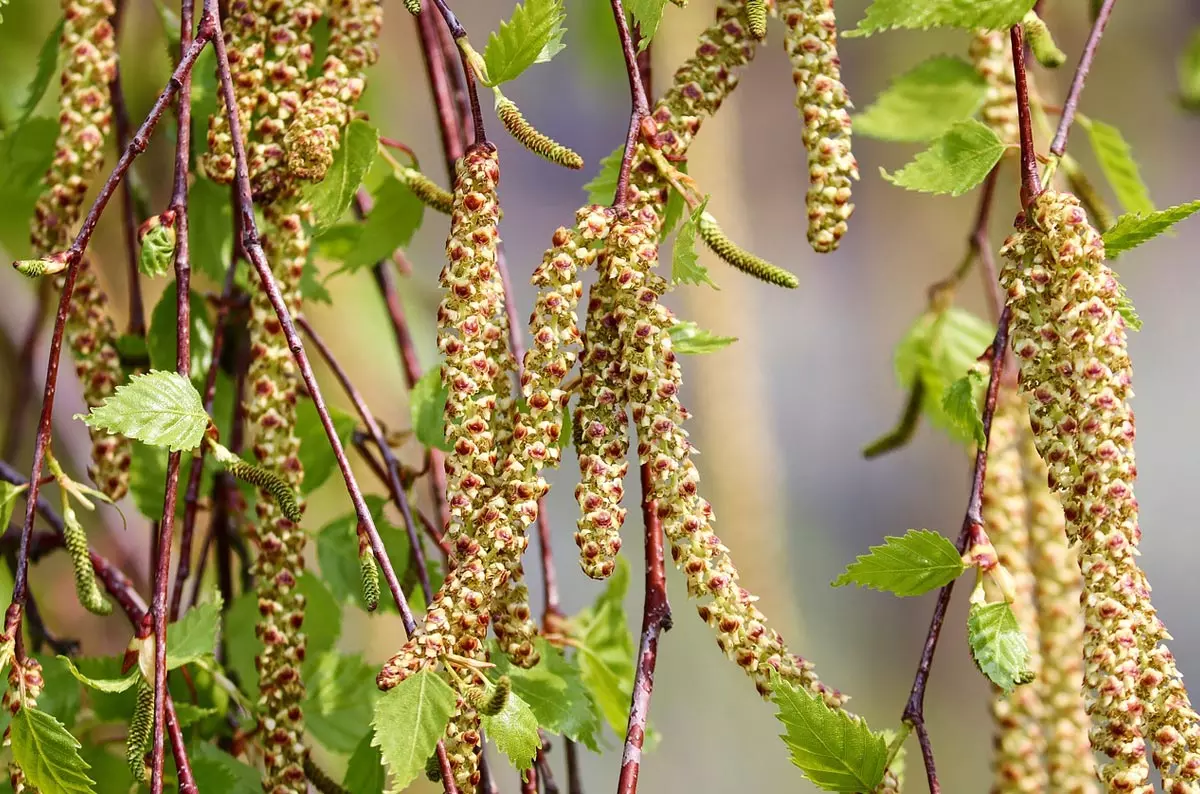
[832,529,965,597]
[659,160,689,237]
[305,120,378,234]
[56,656,138,693]
[881,120,1006,197]
[128,438,218,522]
[147,283,213,378]
[32,655,81,730]
[77,370,208,452]
[167,598,222,669]
[171,703,219,728]
[626,0,667,50]
[482,686,541,771]
[669,320,737,355]
[316,496,409,612]
[305,652,380,754]
[12,17,64,128]
[855,56,987,143]
[1081,118,1154,217]
[483,0,568,84]
[0,117,57,258]
[848,0,1035,36]
[1115,285,1142,332]
[189,742,259,794]
[1103,200,1200,258]
[63,658,137,724]
[344,732,387,794]
[345,176,424,270]
[75,746,124,794]
[10,707,96,794]
[411,367,453,453]
[583,145,622,207]
[489,639,602,752]
[298,573,342,667]
[0,482,21,532]
[296,398,358,494]
[223,592,259,690]
[894,308,994,444]
[673,198,717,288]
[941,369,986,447]
[1181,27,1200,109]
[189,176,233,281]
[967,601,1034,691]
[771,677,888,792]
[574,558,637,736]
[372,670,457,790]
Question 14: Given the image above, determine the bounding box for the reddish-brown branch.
[1050,0,1118,156]
[610,5,650,210]
[426,0,486,145]
[414,4,466,175]
[109,0,147,338]
[1010,26,1042,206]
[616,464,671,794]
[900,306,1013,794]
[298,315,429,616]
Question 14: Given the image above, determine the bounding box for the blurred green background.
[1,1,1199,791]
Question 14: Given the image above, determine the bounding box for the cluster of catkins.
[33,0,129,500]
[1002,190,1200,792]
[970,29,1020,148]
[204,2,380,791]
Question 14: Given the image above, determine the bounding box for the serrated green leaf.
[75,746,123,794]
[1115,286,1142,331]
[832,529,965,597]
[189,742,259,793]
[1179,27,1200,110]
[343,175,424,270]
[11,17,64,129]
[189,175,233,281]
[372,670,457,790]
[482,686,541,771]
[305,652,380,754]
[171,703,219,728]
[305,120,378,234]
[941,369,986,447]
[669,320,737,355]
[489,639,602,752]
[10,707,96,794]
[673,198,717,288]
[78,370,208,452]
[659,160,689,236]
[855,56,987,142]
[848,0,1035,37]
[31,655,80,729]
[626,0,667,50]
[583,145,622,207]
[147,283,213,378]
[881,120,1006,197]
[62,658,137,724]
[0,482,21,532]
[0,117,57,258]
[967,601,1034,691]
[894,308,994,444]
[317,496,410,612]
[296,398,358,494]
[483,0,567,84]
[344,731,387,794]
[56,657,138,693]
[771,676,888,792]
[411,367,453,452]
[1081,118,1154,217]
[574,558,637,737]
[1103,200,1200,258]
[167,598,222,669]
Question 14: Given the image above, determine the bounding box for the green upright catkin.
[746,0,767,39]
[2,658,44,793]
[63,501,113,616]
[127,680,154,781]
[466,676,511,717]
[495,97,585,170]
[697,211,798,288]
[397,165,456,215]
[359,539,381,612]
[35,0,129,500]
[218,454,303,523]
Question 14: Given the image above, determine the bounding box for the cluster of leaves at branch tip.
[136,212,177,278]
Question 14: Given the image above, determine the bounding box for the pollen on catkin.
[1002,190,1200,792]
[697,211,798,288]
[495,98,584,170]
[127,680,154,781]
[2,658,44,794]
[970,30,1020,149]
[398,165,456,215]
[779,0,857,253]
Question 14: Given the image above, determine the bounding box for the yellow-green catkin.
[746,0,768,39]
[34,0,129,501]
[63,502,112,616]
[126,679,153,781]
[1024,433,1100,793]
[696,211,798,288]
[984,391,1048,794]
[1002,190,1200,792]
[779,0,857,253]
[495,98,584,170]
[2,658,44,793]
[398,165,456,214]
[970,30,1019,149]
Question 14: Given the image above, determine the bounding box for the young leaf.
[189,742,260,793]
[344,732,387,794]
[583,145,622,207]
[658,160,689,237]
[574,559,638,736]
[941,369,986,447]
[78,370,208,452]
[411,367,453,452]
[305,119,379,234]
[1103,200,1200,258]
[56,656,139,693]
[832,529,965,597]
[298,573,342,667]
[848,0,1036,37]
[669,320,737,355]
[967,601,1034,691]
[1115,286,1142,332]
[296,399,358,494]
[372,670,457,790]
[483,0,567,84]
[771,676,888,792]
[855,56,987,143]
[489,639,602,752]
[9,707,96,794]
[166,598,222,669]
[147,283,213,378]
[11,17,65,128]
[881,120,1006,197]
[625,0,667,49]
[1181,27,1200,109]
[1081,118,1154,216]
[345,175,424,270]
[189,176,233,281]
[673,198,718,288]
[0,481,21,532]
[305,652,380,754]
[481,687,541,771]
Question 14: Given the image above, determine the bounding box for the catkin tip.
[496,99,585,170]
[747,0,768,39]
[697,212,798,288]
[127,681,153,781]
[467,676,511,716]
[404,0,421,14]
[225,459,303,523]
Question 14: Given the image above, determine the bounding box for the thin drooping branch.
[297,315,429,615]
[3,21,214,647]
[414,3,465,176]
[1049,0,1118,156]
[150,0,197,787]
[108,0,147,339]
[426,0,487,145]
[616,464,671,794]
[610,2,651,211]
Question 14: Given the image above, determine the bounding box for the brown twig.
[1011,26,1043,205]
[610,4,651,210]
[426,0,486,145]
[1050,0,1118,156]
[414,6,466,175]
